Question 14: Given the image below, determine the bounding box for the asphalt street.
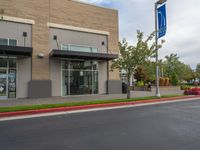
[1,99,200,150]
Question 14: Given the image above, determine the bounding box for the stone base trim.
[28,80,51,98]
[108,80,122,94]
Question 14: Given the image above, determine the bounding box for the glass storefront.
[0,69,7,97]
[0,57,16,99]
[0,38,17,46]
[62,60,98,96]
[61,44,98,53]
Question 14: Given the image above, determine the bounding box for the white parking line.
[0,97,200,122]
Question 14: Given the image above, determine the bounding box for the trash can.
[122,82,127,93]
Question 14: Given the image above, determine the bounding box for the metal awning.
[0,45,33,57]
[49,49,118,60]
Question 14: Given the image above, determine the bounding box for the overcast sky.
[80,0,200,69]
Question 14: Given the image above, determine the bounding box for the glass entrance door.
[0,69,7,98]
[0,58,17,99]
[70,71,93,95]
[62,60,99,96]
[8,69,16,98]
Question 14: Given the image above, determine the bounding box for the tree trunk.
[127,75,131,99]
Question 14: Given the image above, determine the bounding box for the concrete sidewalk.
[0,86,183,108]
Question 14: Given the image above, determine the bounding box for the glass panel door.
[61,60,99,96]
[0,58,17,99]
[70,71,92,95]
[8,69,16,98]
[0,69,7,98]
[62,70,69,96]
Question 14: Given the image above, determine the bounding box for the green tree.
[142,61,156,83]
[163,53,193,84]
[180,64,193,82]
[164,53,180,78]
[134,66,147,82]
[196,63,200,81]
[111,30,163,99]
[171,72,179,85]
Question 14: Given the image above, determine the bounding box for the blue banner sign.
[157,4,167,38]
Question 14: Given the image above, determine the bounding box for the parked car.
[184,87,200,95]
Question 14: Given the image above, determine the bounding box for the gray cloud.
[80,0,200,69]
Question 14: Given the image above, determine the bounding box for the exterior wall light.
[23,32,27,46]
[53,35,57,40]
[23,32,27,37]
[37,53,44,58]
[53,35,59,49]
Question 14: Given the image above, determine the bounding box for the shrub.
[184,90,189,95]
[164,78,170,86]
[137,81,144,87]
[159,77,165,86]
[180,85,191,90]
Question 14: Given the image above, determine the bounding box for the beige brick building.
[0,0,121,99]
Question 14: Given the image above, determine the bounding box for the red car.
[184,87,200,95]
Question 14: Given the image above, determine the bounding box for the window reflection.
[0,38,17,46]
[62,60,99,96]
[61,44,98,53]
[0,58,7,68]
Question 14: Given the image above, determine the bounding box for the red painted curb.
[0,95,200,118]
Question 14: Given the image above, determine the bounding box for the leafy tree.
[196,63,200,81]
[163,53,193,84]
[191,70,198,84]
[180,64,193,82]
[111,30,163,99]
[164,53,180,78]
[171,72,179,85]
[134,66,147,82]
[143,61,156,83]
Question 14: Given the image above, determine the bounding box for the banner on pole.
[157,4,167,38]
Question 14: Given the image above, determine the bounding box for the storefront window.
[92,61,98,70]
[0,38,17,46]
[93,71,98,94]
[9,39,17,46]
[70,71,93,95]
[0,58,7,68]
[69,61,92,70]
[70,45,92,53]
[0,38,8,46]
[9,59,17,68]
[61,44,69,51]
[0,58,16,99]
[61,44,98,53]
[92,48,98,53]
[62,70,69,96]
[62,60,99,96]
[61,60,69,69]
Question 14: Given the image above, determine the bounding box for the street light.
[155,0,167,97]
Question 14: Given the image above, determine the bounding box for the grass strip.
[0,94,183,113]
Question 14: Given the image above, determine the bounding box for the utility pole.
[155,0,167,97]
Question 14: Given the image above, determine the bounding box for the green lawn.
[0,94,184,113]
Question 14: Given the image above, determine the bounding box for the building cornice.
[47,22,109,35]
[0,15,35,25]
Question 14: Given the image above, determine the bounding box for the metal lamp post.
[155,0,167,97]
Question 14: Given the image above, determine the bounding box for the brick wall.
[0,0,119,80]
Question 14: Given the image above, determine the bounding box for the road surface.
[1,99,200,150]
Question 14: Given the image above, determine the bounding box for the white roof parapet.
[0,15,35,24]
[47,22,109,35]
